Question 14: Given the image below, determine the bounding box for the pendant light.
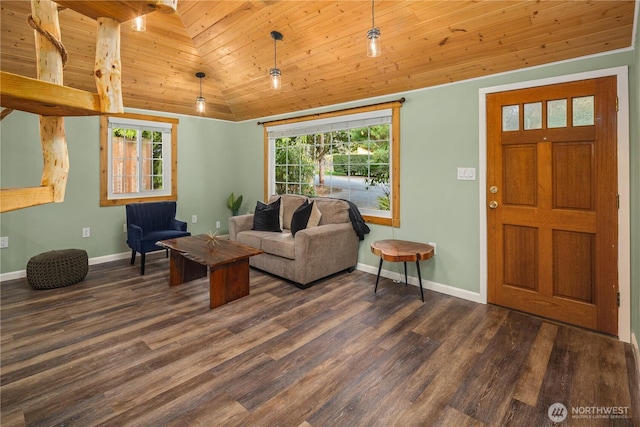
[131,15,146,31]
[195,72,205,113]
[269,30,283,90]
[367,0,381,57]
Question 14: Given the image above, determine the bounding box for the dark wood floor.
[1,253,638,426]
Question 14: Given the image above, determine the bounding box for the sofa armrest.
[229,214,254,241]
[295,223,359,266]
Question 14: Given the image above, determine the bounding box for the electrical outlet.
[82,227,90,238]
[428,241,436,256]
[216,221,221,229]
[192,215,198,223]
[0,237,8,248]
[123,223,127,233]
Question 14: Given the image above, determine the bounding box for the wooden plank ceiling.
[0,1,635,122]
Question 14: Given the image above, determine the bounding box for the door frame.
[478,66,630,342]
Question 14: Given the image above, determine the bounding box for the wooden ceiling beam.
[54,1,173,22]
[0,71,101,116]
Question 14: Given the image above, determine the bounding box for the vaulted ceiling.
[1,1,636,122]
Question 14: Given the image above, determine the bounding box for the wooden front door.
[487,76,618,336]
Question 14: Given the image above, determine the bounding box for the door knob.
[489,200,499,209]
[489,186,498,194]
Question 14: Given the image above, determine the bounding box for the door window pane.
[524,102,542,130]
[573,96,594,126]
[547,99,567,128]
[502,105,519,131]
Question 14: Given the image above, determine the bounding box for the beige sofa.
[228,194,360,287]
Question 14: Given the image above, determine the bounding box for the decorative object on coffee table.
[26,249,88,290]
[205,230,221,249]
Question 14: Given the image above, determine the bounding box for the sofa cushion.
[261,233,295,260]
[252,199,282,232]
[314,198,350,225]
[269,194,308,230]
[291,201,313,236]
[236,230,274,250]
[307,202,322,228]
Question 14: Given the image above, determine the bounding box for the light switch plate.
[457,167,476,180]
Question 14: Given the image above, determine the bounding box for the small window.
[502,105,519,131]
[100,113,178,206]
[524,102,542,130]
[572,96,595,126]
[547,99,567,128]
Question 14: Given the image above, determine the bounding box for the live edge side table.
[370,239,435,302]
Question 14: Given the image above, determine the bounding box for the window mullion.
[136,128,142,194]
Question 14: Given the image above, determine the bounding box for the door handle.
[489,200,499,209]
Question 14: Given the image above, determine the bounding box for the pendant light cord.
[273,37,277,68]
[371,0,375,28]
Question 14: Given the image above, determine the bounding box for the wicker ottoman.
[26,249,88,290]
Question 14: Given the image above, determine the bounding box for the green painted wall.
[0,110,238,272]
[1,49,637,339]
[233,51,636,296]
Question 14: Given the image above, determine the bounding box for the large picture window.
[264,101,402,226]
[100,113,178,206]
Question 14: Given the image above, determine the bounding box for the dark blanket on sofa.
[343,200,370,241]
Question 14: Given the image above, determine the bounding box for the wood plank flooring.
[1,253,638,426]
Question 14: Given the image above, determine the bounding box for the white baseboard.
[355,262,483,304]
[0,270,26,282]
[0,251,131,283]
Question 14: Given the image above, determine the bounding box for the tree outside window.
[274,125,391,213]
[264,101,402,226]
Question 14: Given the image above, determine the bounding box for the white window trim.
[107,117,173,200]
[266,109,393,218]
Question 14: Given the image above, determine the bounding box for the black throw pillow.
[290,201,313,236]
[252,199,282,232]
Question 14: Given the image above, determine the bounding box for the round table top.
[370,239,434,262]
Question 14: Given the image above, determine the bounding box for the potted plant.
[227,193,243,216]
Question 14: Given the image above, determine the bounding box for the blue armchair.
[126,201,191,275]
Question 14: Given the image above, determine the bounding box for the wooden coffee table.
[157,234,263,309]
[370,239,434,302]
